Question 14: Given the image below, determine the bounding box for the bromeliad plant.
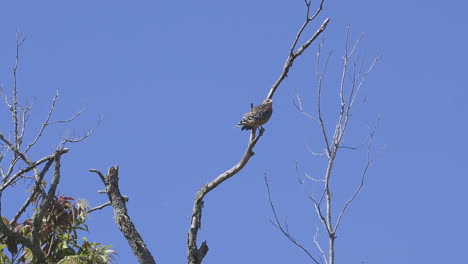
[1,194,115,264]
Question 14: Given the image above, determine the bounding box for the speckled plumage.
[237,99,273,130]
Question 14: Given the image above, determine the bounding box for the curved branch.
[333,123,377,232]
[264,175,321,264]
[187,129,264,264]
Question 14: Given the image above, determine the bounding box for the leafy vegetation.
[1,195,115,264]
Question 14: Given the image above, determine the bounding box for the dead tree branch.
[187,129,264,264]
[334,122,378,232]
[91,167,156,264]
[58,115,102,149]
[87,195,129,214]
[267,0,329,100]
[264,175,321,264]
[188,2,329,263]
[269,26,380,264]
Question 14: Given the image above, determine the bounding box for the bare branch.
[293,89,320,123]
[314,226,328,264]
[10,158,54,225]
[92,166,156,264]
[305,144,327,157]
[348,56,381,109]
[264,175,321,264]
[12,33,27,154]
[296,161,323,184]
[311,196,329,233]
[85,186,129,214]
[188,128,265,264]
[267,17,329,100]
[0,132,34,167]
[290,0,326,55]
[18,100,33,143]
[58,115,102,149]
[0,85,12,109]
[338,131,371,150]
[333,122,378,232]
[89,169,106,183]
[49,106,86,125]
[304,172,325,182]
[87,201,112,213]
[24,91,60,153]
[87,198,126,214]
[347,32,363,62]
[0,149,66,191]
[316,40,333,156]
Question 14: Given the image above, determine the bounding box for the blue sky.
[0,0,467,263]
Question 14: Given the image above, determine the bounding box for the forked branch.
[267,16,329,100]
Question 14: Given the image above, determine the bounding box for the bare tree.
[187,1,329,264]
[0,33,107,264]
[266,27,381,264]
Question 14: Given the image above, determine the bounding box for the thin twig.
[264,175,321,264]
[24,91,60,153]
[0,133,34,167]
[314,226,328,264]
[293,89,320,123]
[333,122,378,232]
[316,40,332,156]
[86,196,128,214]
[58,115,102,149]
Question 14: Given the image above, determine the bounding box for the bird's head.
[263,99,273,104]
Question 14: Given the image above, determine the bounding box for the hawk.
[236,99,273,130]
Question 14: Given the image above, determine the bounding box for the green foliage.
[57,237,116,264]
[1,195,116,263]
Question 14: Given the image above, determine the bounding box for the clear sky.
[0,1,467,263]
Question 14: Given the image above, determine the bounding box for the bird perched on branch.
[236,99,273,131]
